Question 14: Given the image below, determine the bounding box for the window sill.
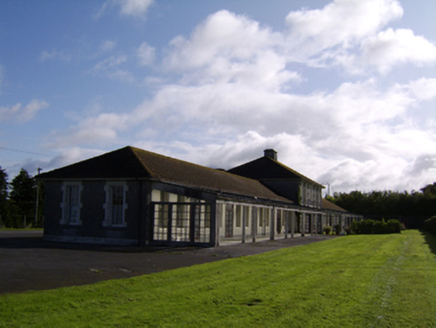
[103,222,127,228]
[60,222,82,226]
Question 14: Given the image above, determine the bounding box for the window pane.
[67,186,79,223]
[109,185,125,225]
[172,204,190,242]
[111,186,123,205]
[153,204,168,241]
[195,204,210,243]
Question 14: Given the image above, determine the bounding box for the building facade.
[38,146,362,247]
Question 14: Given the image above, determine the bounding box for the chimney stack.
[264,149,277,161]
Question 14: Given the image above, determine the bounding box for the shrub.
[334,224,341,235]
[372,220,388,234]
[423,216,436,234]
[350,219,402,235]
[386,219,402,234]
[323,226,332,235]
[351,219,374,234]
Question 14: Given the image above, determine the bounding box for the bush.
[351,219,374,234]
[334,224,341,235]
[323,226,332,235]
[350,219,402,235]
[386,219,402,233]
[423,216,436,234]
[372,220,388,234]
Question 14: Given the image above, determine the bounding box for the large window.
[60,182,82,225]
[103,182,128,227]
[152,193,212,244]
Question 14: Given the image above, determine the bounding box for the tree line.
[327,183,436,228]
[0,166,44,228]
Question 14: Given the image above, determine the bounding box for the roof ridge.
[128,146,155,177]
[263,156,324,188]
[228,157,262,171]
[130,146,240,178]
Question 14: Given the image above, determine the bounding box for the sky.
[1,0,435,195]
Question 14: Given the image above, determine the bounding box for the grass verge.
[1,230,436,327]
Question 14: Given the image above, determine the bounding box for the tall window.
[103,182,128,227]
[236,205,242,228]
[61,182,82,225]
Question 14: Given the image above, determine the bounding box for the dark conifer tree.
[9,169,36,227]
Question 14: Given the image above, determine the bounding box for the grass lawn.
[1,230,436,327]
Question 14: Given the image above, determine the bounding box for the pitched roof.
[38,146,292,204]
[321,198,347,212]
[228,156,324,188]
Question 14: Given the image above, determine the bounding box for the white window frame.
[60,182,83,225]
[103,182,128,227]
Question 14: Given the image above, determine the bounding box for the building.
[228,149,361,234]
[321,198,361,233]
[38,146,361,247]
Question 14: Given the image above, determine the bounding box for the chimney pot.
[264,149,277,161]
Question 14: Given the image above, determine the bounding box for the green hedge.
[350,219,402,234]
[422,216,436,234]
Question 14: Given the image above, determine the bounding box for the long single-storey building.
[38,146,362,247]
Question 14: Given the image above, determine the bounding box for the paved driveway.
[0,230,334,295]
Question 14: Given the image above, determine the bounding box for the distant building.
[38,146,362,247]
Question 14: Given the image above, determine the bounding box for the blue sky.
[1,0,435,194]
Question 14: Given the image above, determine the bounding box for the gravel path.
[0,230,335,295]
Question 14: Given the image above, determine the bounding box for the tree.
[421,183,436,197]
[0,167,8,227]
[9,169,36,227]
[328,185,436,229]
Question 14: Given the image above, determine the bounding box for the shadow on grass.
[420,230,436,256]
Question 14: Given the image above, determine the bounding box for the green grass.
[1,230,436,327]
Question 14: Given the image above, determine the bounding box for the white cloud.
[118,0,153,17]
[0,100,49,123]
[94,55,127,70]
[101,40,117,52]
[48,112,131,148]
[39,49,72,62]
[98,0,153,19]
[360,28,436,73]
[137,42,155,66]
[125,75,434,193]
[281,0,436,74]
[91,55,136,83]
[406,78,436,101]
[166,10,281,69]
[284,0,403,59]
[164,10,296,90]
[162,2,436,88]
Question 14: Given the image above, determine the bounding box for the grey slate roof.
[228,156,325,188]
[38,146,293,205]
[321,198,347,212]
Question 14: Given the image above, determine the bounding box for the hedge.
[350,219,402,234]
[422,216,436,234]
